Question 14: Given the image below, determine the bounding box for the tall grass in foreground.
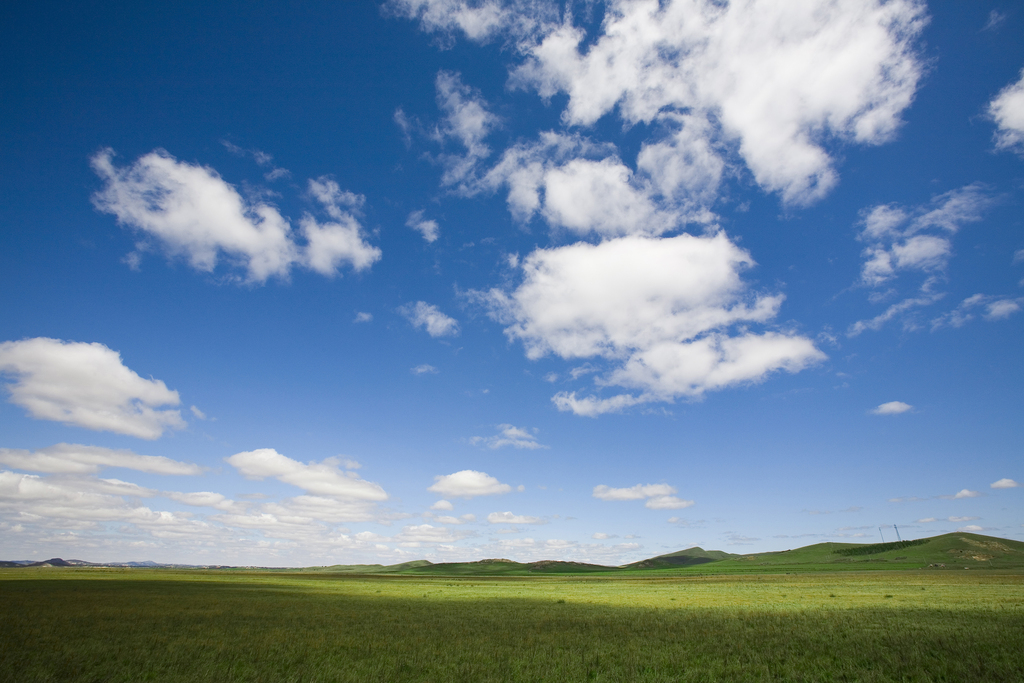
[1,570,1022,682]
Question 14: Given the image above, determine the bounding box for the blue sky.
[1,0,1022,566]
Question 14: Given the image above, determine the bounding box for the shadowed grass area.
[2,570,1022,682]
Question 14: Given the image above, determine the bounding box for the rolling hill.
[389,532,1024,576]
[3,533,1021,574]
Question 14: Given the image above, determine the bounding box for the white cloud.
[429,514,471,525]
[387,0,525,43]
[848,292,944,337]
[984,299,1023,320]
[931,294,1023,330]
[428,469,512,498]
[411,364,439,375]
[948,516,979,523]
[0,470,224,542]
[989,68,1024,154]
[354,312,373,323]
[507,0,926,206]
[870,401,913,415]
[0,443,201,476]
[401,301,460,337]
[0,338,185,439]
[991,478,1020,489]
[957,524,984,533]
[481,132,710,237]
[952,489,980,499]
[487,511,544,525]
[300,178,382,276]
[469,424,548,450]
[91,149,379,283]
[406,210,440,242]
[166,490,241,512]
[594,483,694,510]
[856,185,993,288]
[393,523,465,546]
[473,233,823,413]
[226,449,388,501]
[644,495,695,510]
[593,483,676,501]
[431,71,501,188]
[430,499,454,511]
[189,405,207,420]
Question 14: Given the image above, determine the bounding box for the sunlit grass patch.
[1,569,1022,682]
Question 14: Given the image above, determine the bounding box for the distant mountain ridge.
[2,532,1021,573]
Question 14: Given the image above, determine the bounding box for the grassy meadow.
[2,568,1023,682]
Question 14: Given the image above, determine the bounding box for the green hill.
[386,533,1024,576]
[308,560,434,573]
[396,558,618,576]
[626,547,737,569]
[5,533,1020,575]
[668,533,1024,574]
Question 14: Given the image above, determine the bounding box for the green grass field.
[2,568,1022,682]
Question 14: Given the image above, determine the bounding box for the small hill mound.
[527,560,616,573]
[626,547,736,569]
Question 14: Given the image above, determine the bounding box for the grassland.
[2,568,1023,682]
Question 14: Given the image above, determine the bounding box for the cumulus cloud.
[428,470,512,498]
[226,449,388,501]
[354,312,373,323]
[469,424,548,450]
[989,68,1024,154]
[91,149,379,283]
[991,478,1019,489]
[870,401,912,415]
[301,178,382,276]
[593,483,694,510]
[473,233,823,413]
[398,1,926,227]
[411,364,439,375]
[387,0,537,43]
[487,511,544,524]
[430,499,454,510]
[1,470,160,520]
[401,301,460,337]
[504,0,926,205]
[482,133,705,237]
[949,489,981,500]
[0,338,185,439]
[0,443,201,476]
[406,210,440,242]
